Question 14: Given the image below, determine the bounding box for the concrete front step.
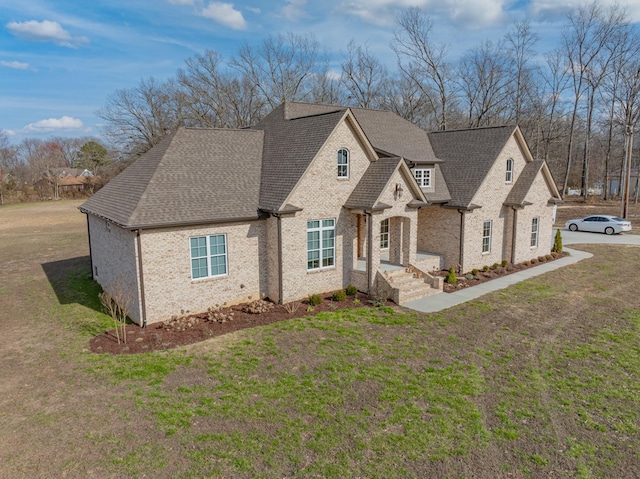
[382,268,440,303]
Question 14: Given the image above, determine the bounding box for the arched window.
[506,158,514,183]
[338,148,349,178]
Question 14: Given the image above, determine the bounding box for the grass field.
[1,200,639,478]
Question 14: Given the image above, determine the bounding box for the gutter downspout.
[86,214,94,279]
[274,214,284,305]
[458,209,465,271]
[136,230,147,328]
[511,207,518,264]
[365,211,373,294]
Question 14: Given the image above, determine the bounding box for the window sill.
[306,266,336,274]
[191,274,228,283]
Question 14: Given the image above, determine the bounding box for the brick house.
[80,102,560,326]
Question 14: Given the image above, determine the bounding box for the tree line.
[4,2,640,202]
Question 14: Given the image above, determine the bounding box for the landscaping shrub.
[308,294,322,306]
[242,299,274,314]
[531,258,538,264]
[465,273,474,280]
[551,251,559,259]
[523,260,531,266]
[552,229,563,253]
[538,256,546,263]
[501,259,508,267]
[345,285,358,296]
[471,268,479,276]
[545,254,553,261]
[332,290,347,302]
[445,267,457,284]
[482,265,489,272]
[492,263,500,270]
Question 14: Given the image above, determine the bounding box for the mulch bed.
[90,292,381,355]
[436,252,567,293]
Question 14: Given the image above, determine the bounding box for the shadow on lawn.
[41,255,103,315]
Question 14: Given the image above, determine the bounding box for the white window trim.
[380,218,390,250]
[506,158,514,183]
[530,217,539,248]
[338,148,349,179]
[413,168,433,188]
[307,219,336,271]
[482,220,492,254]
[190,234,228,280]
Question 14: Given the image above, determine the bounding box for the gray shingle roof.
[428,125,516,208]
[344,157,404,210]
[253,104,346,212]
[80,128,264,228]
[282,102,439,163]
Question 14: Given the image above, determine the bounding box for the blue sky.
[2,0,639,145]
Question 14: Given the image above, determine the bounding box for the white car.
[565,215,632,235]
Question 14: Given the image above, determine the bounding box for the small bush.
[353,298,360,305]
[471,268,479,276]
[538,256,546,263]
[207,304,234,323]
[550,251,559,258]
[501,259,508,267]
[545,254,553,261]
[283,301,300,315]
[465,273,474,280]
[445,267,457,284]
[523,260,531,266]
[345,285,358,296]
[332,290,347,302]
[242,299,274,314]
[552,229,563,253]
[308,294,323,306]
[482,265,489,272]
[530,258,538,264]
[492,263,500,270]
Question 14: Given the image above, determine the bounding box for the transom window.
[482,220,492,254]
[338,148,349,178]
[307,219,335,270]
[506,158,514,183]
[380,218,389,249]
[531,217,539,247]
[190,234,227,279]
[413,168,432,187]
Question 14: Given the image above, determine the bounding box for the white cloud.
[1,129,16,137]
[200,2,247,30]
[529,0,640,22]
[6,20,89,48]
[246,6,261,14]
[24,116,85,133]
[282,0,308,21]
[341,0,508,28]
[0,60,30,70]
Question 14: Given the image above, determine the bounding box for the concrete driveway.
[403,228,639,313]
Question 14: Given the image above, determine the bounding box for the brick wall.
[139,220,267,324]
[87,214,142,324]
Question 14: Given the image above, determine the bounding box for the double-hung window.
[482,220,492,254]
[307,219,335,270]
[338,148,349,178]
[380,218,389,249]
[530,217,539,247]
[413,168,432,187]
[190,234,227,279]
[506,158,514,183]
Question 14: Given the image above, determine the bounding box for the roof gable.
[428,125,516,208]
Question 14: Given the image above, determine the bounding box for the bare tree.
[97,77,182,157]
[341,40,389,109]
[230,33,325,108]
[504,20,539,126]
[458,40,512,127]
[392,7,457,130]
[561,2,627,197]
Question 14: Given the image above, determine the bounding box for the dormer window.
[413,168,432,188]
[338,148,349,178]
[506,158,513,183]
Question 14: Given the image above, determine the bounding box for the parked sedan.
[565,215,632,235]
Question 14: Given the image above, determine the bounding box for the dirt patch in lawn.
[90,292,383,354]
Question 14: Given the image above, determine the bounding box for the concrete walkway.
[402,228,639,313]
